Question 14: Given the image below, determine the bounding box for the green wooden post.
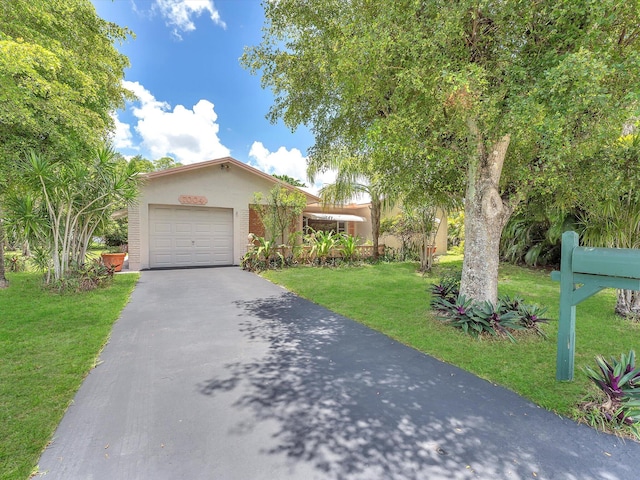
[552,232,640,380]
[557,231,578,381]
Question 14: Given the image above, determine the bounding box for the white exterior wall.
[129,163,285,270]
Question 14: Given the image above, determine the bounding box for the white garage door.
[149,206,233,268]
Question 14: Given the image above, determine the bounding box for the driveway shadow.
[199,292,636,480]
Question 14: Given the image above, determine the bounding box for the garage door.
[149,206,233,268]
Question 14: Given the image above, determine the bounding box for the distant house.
[304,203,448,256]
[127,156,447,270]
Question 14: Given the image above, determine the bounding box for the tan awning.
[304,212,365,222]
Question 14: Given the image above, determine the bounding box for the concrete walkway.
[38,267,639,479]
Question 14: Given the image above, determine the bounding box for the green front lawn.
[0,272,138,480]
[263,256,640,420]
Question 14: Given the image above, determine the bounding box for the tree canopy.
[0,0,132,164]
[127,155,183,173]
[252,185,307,244]
[272,173,307,188]
[244,0,640,303]
[0,0,133,287]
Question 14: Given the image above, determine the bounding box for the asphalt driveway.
[38,267,640,479]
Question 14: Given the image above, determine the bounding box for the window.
[304,217,346,234]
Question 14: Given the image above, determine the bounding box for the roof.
[144,156,320,204]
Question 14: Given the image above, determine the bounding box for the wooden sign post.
[551,231,640,380]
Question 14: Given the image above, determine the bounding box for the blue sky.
[92,0,333,192]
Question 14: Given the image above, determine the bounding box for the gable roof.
[144,156,320,203]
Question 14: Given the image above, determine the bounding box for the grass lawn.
[0,271,138,480]
[263,255,640,422]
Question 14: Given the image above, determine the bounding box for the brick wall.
[248,205,265,237]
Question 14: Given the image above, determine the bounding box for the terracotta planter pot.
[101,252,126,272]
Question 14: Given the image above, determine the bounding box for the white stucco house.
[126,157,316,270]
[127,156,447,270]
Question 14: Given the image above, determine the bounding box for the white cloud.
[153,0,226,39]
[110,112,134,149]
[248,141,336,195]
[123,80,230,164]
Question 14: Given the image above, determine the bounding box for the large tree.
[0,0,132,287]
[6,146,140,283]
[244,0,640,304]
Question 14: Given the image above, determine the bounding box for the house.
[304,202,448,256]
[127,156,447,270]
[128,157,318,270]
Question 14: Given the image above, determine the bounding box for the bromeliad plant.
[435,295,485,338]
[516,303,550,338]
[338,233,360,263]
[241,235,284,272]
[430,276,549,340]
[305,229,340,265]
[430,274,460,305]
[474,300,525,342]
[583,351,640,429]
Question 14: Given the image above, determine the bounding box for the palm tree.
[6,146,140,282]
[579,134,640,318]
[308,152,392,260]
[579,193,640,317]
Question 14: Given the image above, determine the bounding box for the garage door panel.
[175,223,193,234]
[175,253,194,264]
[194,238,213,248]
[175,238,193,248]
[154,222,172,234]
[153,253,173,267]
[194,253,213,262]
[194,224,213,234]
[153,237,172,249]
[149,206,233,268]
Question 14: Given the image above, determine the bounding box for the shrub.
[584,351,640,404]
[434,295,488,338]
[430,277,549,340]
[48,259,114,293]
[305,229,340,265]
[581,351,640,436]
[430,274,460,305]
[338,233,360,263]
[515,302,550,338]
[241,235,284,272]
[5,255,27,273]
[103,218,128,247]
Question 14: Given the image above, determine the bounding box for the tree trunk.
[616,289,640,318]
[0,218,8,288]
[459,121,513,305]
[370,200,381,260]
